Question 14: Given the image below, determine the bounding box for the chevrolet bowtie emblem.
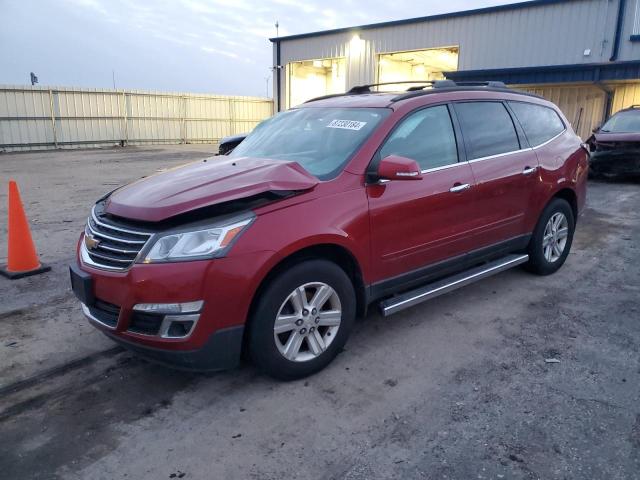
[85,233,100,250]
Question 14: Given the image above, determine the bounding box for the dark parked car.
[218,133,247,155]
[587,105,640,179]
[70,80,588,380]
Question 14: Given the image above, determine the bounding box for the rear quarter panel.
[530,128,588,230]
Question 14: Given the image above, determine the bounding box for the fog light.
[159,314,200,338]
[133,301,203,314]
[167,320,195,338]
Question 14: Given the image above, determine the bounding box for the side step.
[379,254,529,317]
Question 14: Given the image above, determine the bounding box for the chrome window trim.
[421,161,469,174]
[531,129,566,150]
[467,147,533,164]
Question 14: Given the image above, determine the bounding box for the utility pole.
[265,76,271,98]
[112,70,116,89]
[30,72,38,86]
[275,20,279,38]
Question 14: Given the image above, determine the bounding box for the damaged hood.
[105,156,319,222]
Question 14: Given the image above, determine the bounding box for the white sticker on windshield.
[326,119,367,131]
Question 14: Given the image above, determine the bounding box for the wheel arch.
[551,187,578,222]
[242,243,367,355]
[249,243,367,321]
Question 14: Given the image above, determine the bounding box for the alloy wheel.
[542,212,569,263]
[273,282,342,362]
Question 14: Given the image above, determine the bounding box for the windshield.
[230,107,390,180]
[601,110,640,133]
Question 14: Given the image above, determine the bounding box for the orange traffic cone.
[1,180,50,279]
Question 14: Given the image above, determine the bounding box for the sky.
[0,0,512,97]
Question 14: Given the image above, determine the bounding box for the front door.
[366,104,477,286]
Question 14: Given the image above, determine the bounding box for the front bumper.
[71,245,276,371]
[589,150,640,177]
[103,324,245,371]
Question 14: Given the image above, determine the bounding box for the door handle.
[522,166,538,175]
[449,183,471,193]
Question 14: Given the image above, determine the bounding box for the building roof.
[269,0,570,42]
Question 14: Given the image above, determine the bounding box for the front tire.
[526,198,575,275]
[248,259,356,380]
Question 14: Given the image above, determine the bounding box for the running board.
[379,254,529,317]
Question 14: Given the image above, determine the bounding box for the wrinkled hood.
[105,156,318,222]
[594,131,640,143]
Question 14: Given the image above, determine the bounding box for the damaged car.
[217,133,247,155]
[588,105,640,179]
[70,80,588,380]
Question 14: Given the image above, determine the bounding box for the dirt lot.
[0,146,639,480]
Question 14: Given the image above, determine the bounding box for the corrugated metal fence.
[0,85,274,152]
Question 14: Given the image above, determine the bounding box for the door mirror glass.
[377,155,423,181]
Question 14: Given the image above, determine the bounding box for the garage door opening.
[377,47,459,91]
[287,58,346,107]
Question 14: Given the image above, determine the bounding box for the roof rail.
[406,80,457,91]
[392,80,524,102]
[304,79,527,104]
[347,80,437,94]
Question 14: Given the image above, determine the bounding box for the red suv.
[70,81,588,379]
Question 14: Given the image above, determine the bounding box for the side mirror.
[377,155,423,181]
[592,126,600,134]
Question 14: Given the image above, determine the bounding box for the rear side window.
[454,102,520,160]
[509,101,565,147]
[379,105,458,170]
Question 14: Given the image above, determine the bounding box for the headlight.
[142,217,253,263]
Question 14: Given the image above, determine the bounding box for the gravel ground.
[0,146,638,480]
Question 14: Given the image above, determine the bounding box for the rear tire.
[525,198,575,276]
[248,259,356,380]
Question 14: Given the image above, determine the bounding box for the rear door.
[366,104,477,286]
[452,101,539,248]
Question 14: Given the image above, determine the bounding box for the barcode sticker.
[326,119,367,131]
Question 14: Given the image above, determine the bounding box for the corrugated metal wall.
[276,0,623,101]
[0,86,273,152]
[611,83,640,113]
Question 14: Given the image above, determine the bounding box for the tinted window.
[509,101,565,146]
[379,105,458,170]
[454,102,520,160]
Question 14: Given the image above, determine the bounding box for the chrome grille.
[83,206,152,271]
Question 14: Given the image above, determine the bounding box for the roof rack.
[347,80,438,94]
[303,79,533,104]
[346,80,509,95]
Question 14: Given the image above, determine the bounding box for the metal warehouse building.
[270,0,640,139]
